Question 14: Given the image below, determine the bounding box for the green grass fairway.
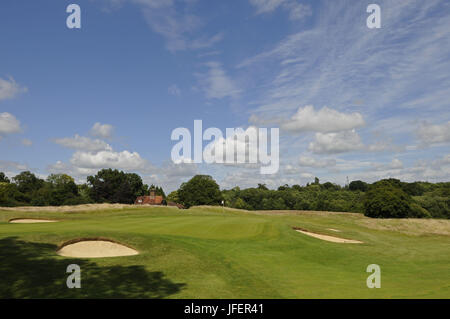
[0,205,449,298]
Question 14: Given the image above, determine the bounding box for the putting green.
[0,205,449,298]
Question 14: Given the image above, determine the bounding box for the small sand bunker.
[294,228,363,244]
[328,228,341,232]
[9,218,57,223]
[57,239,139,258]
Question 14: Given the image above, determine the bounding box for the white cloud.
[417,121,450,145]
[47,161,98,182]
[0,76,27,101]
[282,105,365,133]
[371,158,404,171]
[197,62,240,99]
[161,160,197,178]
[366,139,405,153]
[0,112,22,136]
[350,154,450,184]
[250,105,365,133]
[90,122,114,139]
[53,134,112,152]
[0,160,28,173]
[70,150,151,172]
[309,130,364,154]
[298,156,336,168]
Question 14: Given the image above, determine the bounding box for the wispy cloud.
[0,76,27,101]
[241,0,450,124]
[196,62,241,99]
[249,0,312,21]
[110,0,225,52]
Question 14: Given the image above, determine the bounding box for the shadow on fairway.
[0,237,186,298]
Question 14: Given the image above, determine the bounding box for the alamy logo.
[66,4,81,29]
[66,264,81,288]
[366,264,381,288]
[171,120,279,174]
[367,4,381,29]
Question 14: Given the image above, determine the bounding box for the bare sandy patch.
[328,228,341,232]
[9,218,57,223]
[358,218,450,236]
[57,239,139,258]
[294,228,363,244]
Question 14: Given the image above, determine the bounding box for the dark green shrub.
[364,184,412,218]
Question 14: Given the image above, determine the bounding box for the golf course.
[0,205,449,299]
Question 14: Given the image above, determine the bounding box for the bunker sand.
[294,228,363,244]
[9,218,57,223]
[57,239,139,258]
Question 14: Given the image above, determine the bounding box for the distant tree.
[149,184,166,198]
[13,171,44,194]
[364,183,412,218]
[233,198,250,210]
[402,182,425,196]
[277,184,289,191]
[0,172,10,183]
[257,183,268,190]
[314,177,320,185]
[78,183,93,203]
[45,174,79,205]
[166,191,180,203]
[321,182,340,191]
[291,184,303,192]
[349,180,368,192]
[0,182,24,206]
[177,175,222,208]
[87,169,146,204]
[372,178,403,189]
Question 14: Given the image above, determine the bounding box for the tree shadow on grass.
[0,237,186,298]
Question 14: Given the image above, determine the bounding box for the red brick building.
[135,191,164,205]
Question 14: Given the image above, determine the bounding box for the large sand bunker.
[9,218,57,223]
[57,238,139,258]
[294,228,363,244]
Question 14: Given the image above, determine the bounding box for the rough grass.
[0,205,449,298]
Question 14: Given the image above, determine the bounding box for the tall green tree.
[13,171,44,194]
[87,169,146,204]
[349,180,368,192]
[177,175,222,208]
[166,191,179,203]
[364,183,412,218]
[46,174,79,205]
[0,172,10,183]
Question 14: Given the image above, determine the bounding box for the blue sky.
[0,0,449,192]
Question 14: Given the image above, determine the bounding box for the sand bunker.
[57,239,139,258]
[9,218,57,223]
[294,228,363,244]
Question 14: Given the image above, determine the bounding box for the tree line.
[0,169,165,207]
[1,169,448,219]
[169,175,449,219]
